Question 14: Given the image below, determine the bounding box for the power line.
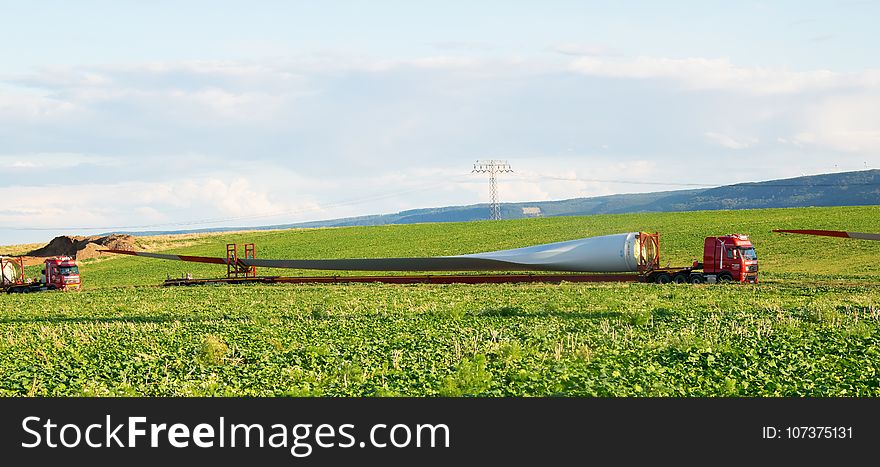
[516,174,880,188]
[525,174,711,187]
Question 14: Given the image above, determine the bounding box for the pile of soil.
[27,234,140,260]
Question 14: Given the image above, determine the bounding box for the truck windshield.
[59,266,79,275]
[739,248,757,260]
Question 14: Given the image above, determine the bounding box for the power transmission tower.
[472,160,513,220]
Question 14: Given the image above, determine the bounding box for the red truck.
[1,256,81,293]
[644,234,758,284]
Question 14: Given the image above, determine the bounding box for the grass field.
[1,206,879,396]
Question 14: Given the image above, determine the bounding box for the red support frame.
[243,243,256,278]
[226,243,256,278]
[226,244,237,278]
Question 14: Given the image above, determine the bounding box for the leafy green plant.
[197,335,229,366]
[438,355,492,396]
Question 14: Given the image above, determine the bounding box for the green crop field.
[2,206,879,396]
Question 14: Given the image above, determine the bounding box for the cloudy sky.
[2,1,878,244]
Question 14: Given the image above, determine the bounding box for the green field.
[2,206,879,396]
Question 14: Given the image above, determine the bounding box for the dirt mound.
[28,234,140,260]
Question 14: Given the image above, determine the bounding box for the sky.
[1,0,879,244]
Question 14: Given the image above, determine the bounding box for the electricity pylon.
[472,160,513,220]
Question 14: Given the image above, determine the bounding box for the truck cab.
[703,234,758,283]
[40,256,81,291]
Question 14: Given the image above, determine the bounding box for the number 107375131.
[763,426,853,439]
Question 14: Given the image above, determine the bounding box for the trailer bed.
[163,273,643,286]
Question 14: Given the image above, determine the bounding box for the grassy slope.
[1,205,879,397]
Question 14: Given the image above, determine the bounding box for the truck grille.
[747,265,758,272]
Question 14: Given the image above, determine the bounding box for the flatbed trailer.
[161,264,729,287]
[161,264,749,286]
[163,273,643,286]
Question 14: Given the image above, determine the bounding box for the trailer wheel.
[673,273,688,283]
[688,275,704,284]
[654,273,672,284]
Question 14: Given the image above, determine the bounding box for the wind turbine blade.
[772,229,880,241]
[847,232,880,241]
[101,250,228,264]
[101,232,647,273]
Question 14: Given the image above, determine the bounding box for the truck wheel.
[718,272,734,283]
[688,275,704,284]
[673,273,688,283]
[654,273,672,284]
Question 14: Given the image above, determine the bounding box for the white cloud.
[0,177,298,231]
[0,152,118,170]
[704,132,759,149]
[0,90,79,121]
[566,55,880,156]
[432,41,498,51]
[569,56,880,94]
[553,43,608,57]
[1,56,548,131]
[408,56,482,70]
[794,94,880,152]
[133,206,168,224]
[167,87,284,120]
[129,177,292,217]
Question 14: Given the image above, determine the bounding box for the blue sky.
[2,1,879,244]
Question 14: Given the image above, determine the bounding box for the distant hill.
[112,169,880,236]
